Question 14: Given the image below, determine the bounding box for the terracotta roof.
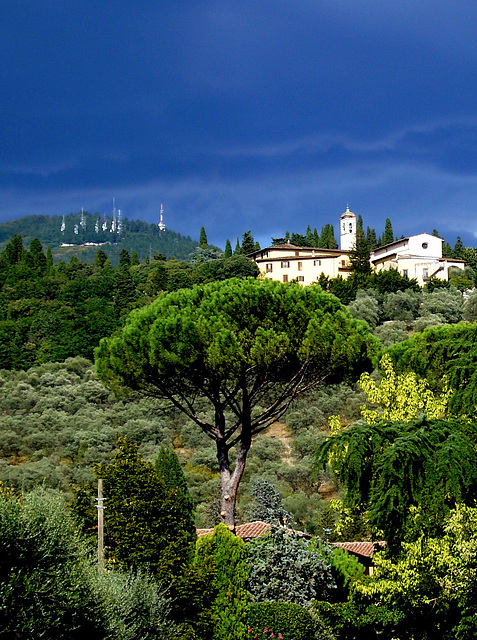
[196,521,312,540]
[333,541,386,558]
[236,521,271,539]
[196,521,271,539]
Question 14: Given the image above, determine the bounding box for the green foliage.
[246,526,336,605]
[359,354,449,423]
[453,236,465,259]
[372,320,408,347]
[413,313,446,332]
[382,218,394,245]
[317,417,477,551]
[420,287,463,324]
[319,224,338,249]
[387,323,477,416]
[155,444,195,526]
[245,478,292,525]
[315,596,407,640]
[195,523,249,640]
[97,278,378,524]
[329,547,365,592]
[348,227,371,280]
[0,486,180,640]
[224,239,232,258]
[243,230,259,253]
[247,601,336,640]
[98,569,179,640]
[0,486,104,639]
[382,289,422,323]
[0,357,175,491]
[90,437,196,583]
[199,226,208,249]
[347,290,380,329]
[366,268,420,294]
[463,290,477,321]
[325,504,477,640]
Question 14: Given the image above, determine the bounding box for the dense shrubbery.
[0,486,179,640]
[247,602,335,640]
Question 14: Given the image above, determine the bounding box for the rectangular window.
[295,251,300,256]
[297,262,303,271]
[423,268,429,281]
[341,260,346,267]
[283,275,288,283]
[266,263,273,273]
[402,269,408,278]
[313,259,321,267]
[297,276,305,282]
[281,261,290,268]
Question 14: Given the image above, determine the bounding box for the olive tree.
[96,278,377,527]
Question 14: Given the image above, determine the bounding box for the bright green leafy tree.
[96,278,378,527]
[317,417,477,552]
[358,354,450,423]
[387,323,477,416]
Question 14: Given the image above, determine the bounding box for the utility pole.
[96,479,105,570]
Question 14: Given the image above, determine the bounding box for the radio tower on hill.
[158,204,166,232]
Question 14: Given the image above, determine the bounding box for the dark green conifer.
[199,226,208,249]
[382,218,394,245]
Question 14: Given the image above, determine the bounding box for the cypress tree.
[366,226,378,249]
[224,239,232,259]
[383,218,394,245]
[240,230,256,255]
[199,227,208,249]
[453,236,465,259]
[119,248,131,269]
[313,228,320,246]
[349,224,371,280]
[328,224,338,249]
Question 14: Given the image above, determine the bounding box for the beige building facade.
[248,244,352,285]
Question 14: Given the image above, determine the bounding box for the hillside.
[0,211,202,264]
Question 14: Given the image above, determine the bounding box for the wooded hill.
[0,211,201,264]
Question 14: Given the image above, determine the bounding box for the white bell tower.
[340,205,357,251]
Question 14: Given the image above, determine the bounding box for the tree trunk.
[216,380,253,530]
[217,438,251,530]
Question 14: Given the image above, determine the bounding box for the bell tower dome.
[340,205,357,251]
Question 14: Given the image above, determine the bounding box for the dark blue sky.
[2,1,477,248]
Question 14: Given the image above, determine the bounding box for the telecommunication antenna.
[111,198,117,233]
[158,204,166,232]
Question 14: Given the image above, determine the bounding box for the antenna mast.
[158,204,166,232]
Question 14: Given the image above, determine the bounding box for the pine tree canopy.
[96,278,378,526]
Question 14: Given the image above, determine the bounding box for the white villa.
[249,206,465,287]
[370,233,465,287]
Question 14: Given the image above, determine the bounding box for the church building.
[248,206,465,287]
